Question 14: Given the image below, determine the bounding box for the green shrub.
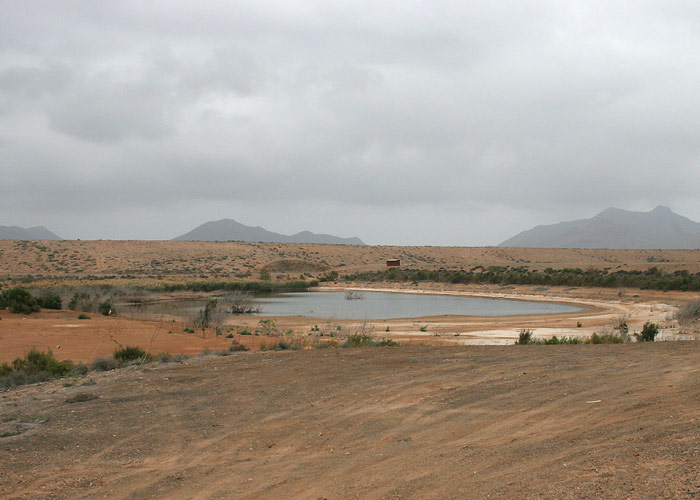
[636,322,659,342]
[1,349,75,389]
[37,293,62,310]
[98,301,112,316]
[11,348,74,377]
[0,287,40,314]
[77,313,90,320]
[113,346,150,363]
[319,271,339,282]
[184,327,195,333]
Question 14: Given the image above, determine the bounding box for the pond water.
[119,291,584,320]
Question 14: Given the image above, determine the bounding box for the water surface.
[120,290,583,320]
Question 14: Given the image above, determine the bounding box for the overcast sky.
[1,1,699,244]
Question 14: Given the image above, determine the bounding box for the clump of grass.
[113,346,151,363]
[92,358,117,371]
[342,334,396,348]
[77,313,90,320]
[515,329,534,345]
[156,353,188,363]
[589,332,624,344]
[536,336,584,345]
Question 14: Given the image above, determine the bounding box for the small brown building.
[386,259,400,267]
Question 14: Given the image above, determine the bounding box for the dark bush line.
[147,280,318,294]
[344,266,700,291]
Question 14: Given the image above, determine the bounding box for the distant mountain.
[173,219,365,245]
[0,225,62,240]
[499,206,700,249]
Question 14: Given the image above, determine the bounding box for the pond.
[119,291,584,321]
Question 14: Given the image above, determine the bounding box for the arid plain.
[1,241,700,499]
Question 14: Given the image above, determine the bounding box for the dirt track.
[2,343,699,499]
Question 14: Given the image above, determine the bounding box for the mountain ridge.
[499,206,700,249]
[0,225,63,240]
[173,218,365,245]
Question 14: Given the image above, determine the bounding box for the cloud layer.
[1,1,699,243]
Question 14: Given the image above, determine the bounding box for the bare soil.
[1,343,699,499]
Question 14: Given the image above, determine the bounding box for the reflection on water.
[119,291,584,321]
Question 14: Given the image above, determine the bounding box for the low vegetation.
[113,346,151,363]
[516,329,626,345]
[342,334,396,348]
[151,280,317,294]
[36,293,62,310]
[0,287,40,314]
[1,349,75,390]
[675,298,700,324]
[635,322,659,342]
[345,266,700,291]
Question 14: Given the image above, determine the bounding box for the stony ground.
[2,343,699,499]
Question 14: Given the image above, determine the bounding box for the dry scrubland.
[4,240,700,284]
[2,344,699,499]
[2,241,700,499]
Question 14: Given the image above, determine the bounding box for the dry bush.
[675,298,700,325]
[224,292,261,314]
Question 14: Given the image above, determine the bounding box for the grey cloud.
[1,1,700,243]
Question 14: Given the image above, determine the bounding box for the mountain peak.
[173,218,365,245]
[0,225,63,240]
[499,206,700,249]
